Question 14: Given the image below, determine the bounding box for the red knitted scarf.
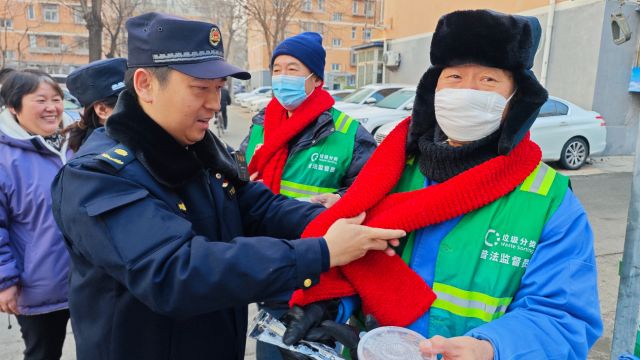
[247,88,335,193]
[290,117,542,326]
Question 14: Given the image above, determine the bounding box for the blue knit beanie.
[271,32,325,80]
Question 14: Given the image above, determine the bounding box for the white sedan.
[249,96,272,113]
[530,96,606,170]
[240,91,273,108]
[343,87,415,134]
[333,83,410,112]
[373,96,607,170]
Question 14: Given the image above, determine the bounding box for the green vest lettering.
[393,161,569,337]
[245,108,357,198]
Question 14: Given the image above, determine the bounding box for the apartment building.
[0,0,89,74]
[0,0,219,75]
[246,0,383,90]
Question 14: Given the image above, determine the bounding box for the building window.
[352,0,359,15]
[0,19,13,28]
[332,12,342,21]
[29,35,37,48]
[73,6,85,24]
[364,0,374,17]
[348,75,355,87]
[316,23,323,35]
[355,46,383,87]
[75,37,88,50]
[5,50,15,60]
[301,21,313,32]
[363,28,372,41]
[45,36,61,49]
[351,27,357,39]
[350,51,357,66]
[331,63,341,72]
[302,0,312,12]
[43,4,59,23]
[26,5,35,20]
[317,0,325,11]
[332,38,342,47]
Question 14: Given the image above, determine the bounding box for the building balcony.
[28,47,88,56]
[28,47,64,54]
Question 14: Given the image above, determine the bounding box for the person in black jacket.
[221,86,231,131]
[50,12,403,360]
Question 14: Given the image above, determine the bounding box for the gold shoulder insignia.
[95,144,134,170]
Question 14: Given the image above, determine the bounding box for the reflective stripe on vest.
[280,180,338,198]
[431,282,512,323]
[334,112,355,134]
[520,162,556,196]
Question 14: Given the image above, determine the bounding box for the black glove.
[281,308,379,360]
[281,301,339,346]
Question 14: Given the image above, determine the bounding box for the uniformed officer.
[65,57,127,152]
[51,12,404,360]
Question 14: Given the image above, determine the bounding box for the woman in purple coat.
[0,69,72,360]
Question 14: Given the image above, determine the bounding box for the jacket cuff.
[0,276,19,291]
[292,237,328,290]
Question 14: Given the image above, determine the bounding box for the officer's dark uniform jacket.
[240,109,377,195]
[51,90,329,360]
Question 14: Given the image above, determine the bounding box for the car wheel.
[559,137,589,170]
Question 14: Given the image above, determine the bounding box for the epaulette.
[94,144,135,171]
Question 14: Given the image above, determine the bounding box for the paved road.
[0,105,633,359]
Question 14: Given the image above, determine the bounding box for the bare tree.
[241,0,303,57]
[64,0,103,61]
[103,0,142,58]
[179,0,248,90]
[180,0,246,65]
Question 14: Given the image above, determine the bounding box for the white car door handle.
[560,121,569,126]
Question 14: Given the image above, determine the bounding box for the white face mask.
[434,88,513,142]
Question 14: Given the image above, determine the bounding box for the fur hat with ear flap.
[407,9,549,156]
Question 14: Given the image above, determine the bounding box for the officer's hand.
[310,193,341,208]
[0,285,19,315]
[324,213,404,267]
[419,335,494,360]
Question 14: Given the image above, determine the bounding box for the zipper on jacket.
[288,122,335,157]
[203,169,215,205]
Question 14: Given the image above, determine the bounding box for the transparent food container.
[357,326,435,360]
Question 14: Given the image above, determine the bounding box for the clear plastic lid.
[357,326,433,360]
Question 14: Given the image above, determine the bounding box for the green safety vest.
[392,159,569,337]
[245,108,358,198]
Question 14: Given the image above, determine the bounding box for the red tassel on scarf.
[247,88,335,193]
[290,117,542,327]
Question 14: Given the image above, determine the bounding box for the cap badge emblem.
[210,28,221,47]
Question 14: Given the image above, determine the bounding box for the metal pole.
[611,118,640,358]
[540,0,556,87]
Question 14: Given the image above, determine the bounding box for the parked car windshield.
[342,87,375,104]
[63,89,81,110]
[375,89,416,109]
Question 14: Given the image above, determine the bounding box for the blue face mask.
[272,74,313,111]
